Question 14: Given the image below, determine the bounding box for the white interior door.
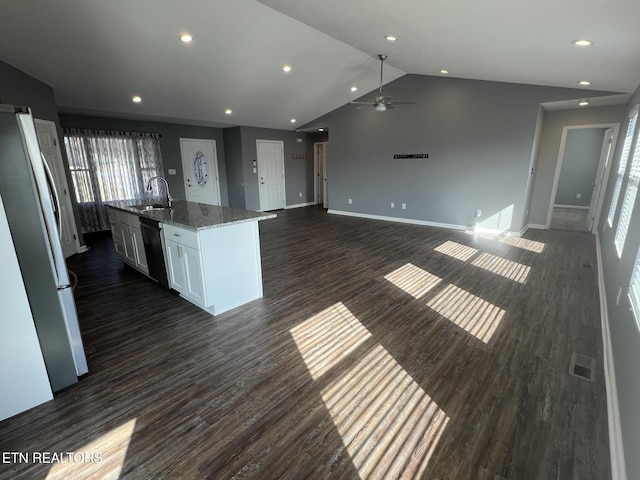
[257,140,285,211]
[180,138,221,205]
[34,119,80,258]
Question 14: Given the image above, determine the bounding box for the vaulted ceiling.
[1,0,638,130]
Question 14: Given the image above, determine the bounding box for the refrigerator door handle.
[41,152,62,237]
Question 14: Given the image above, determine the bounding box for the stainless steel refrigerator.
[0,104,88,392]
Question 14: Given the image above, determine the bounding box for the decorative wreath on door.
[193,151,207,186]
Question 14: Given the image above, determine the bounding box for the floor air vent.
[569,353,595,382]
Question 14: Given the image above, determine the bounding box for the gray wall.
[223,127,246,209]
[224,126,315,211]
[555,128,607,207]
[0,60,84,245]
[598,80,640,476]
[528,105,625,225]
[59,114,229,206]
[307,74,619,233]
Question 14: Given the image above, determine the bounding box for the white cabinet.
[162,221,264,315]
[164,238,206,305]
[107,207,148,275]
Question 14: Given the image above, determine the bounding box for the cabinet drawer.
[163,223,199,250]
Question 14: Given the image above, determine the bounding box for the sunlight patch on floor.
[426,284,505,343]
[47,418,137,480]
[290,302,372,380]
[498,236,545,253]
[291,306,450,479]
[471,252,531,283]
[384,263,442,299]
[434,241,478,261]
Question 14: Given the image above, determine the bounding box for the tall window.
[608,107,639,227]
[629,247,640,332]
[63,129,165,233]
[614,115,640,257]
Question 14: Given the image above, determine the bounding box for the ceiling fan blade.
[349,101,375,105]
[389,101,417,105]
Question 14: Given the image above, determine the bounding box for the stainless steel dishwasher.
[139,216,169,288]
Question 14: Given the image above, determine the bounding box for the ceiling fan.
[350,54,415,111]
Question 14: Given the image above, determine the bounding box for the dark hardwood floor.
[0,206,610,479]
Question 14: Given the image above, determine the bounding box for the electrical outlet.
[348,198,353,205]
[401,203,406,210]
[391,202,395,208]
[577,193,581,199]
[168,168,177,175]
[476,209,482,217]
[299,192,302,198]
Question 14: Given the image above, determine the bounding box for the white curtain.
[63,129,165,232]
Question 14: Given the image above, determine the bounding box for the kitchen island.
[107,201,276,315]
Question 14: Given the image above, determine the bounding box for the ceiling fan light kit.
[351,54,415,112]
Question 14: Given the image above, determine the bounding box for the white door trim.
[256,139,285,211]
[179,138,221,205]
[545,123,620,230]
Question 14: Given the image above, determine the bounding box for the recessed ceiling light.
[132,95,142,103]
[350,86,358,92]
[319,128,324,132]
[579,99,590,106]
[180,33,193,43]
[573,39,592,47]
[440,69,449,74]
[385,35,397,42]
[224,109,232,115]
[282,65,292,72]
[578,80,592,86]
[290,118,296,123]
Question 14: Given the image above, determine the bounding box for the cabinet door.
[182,244,206,305]
[165,239,187,294]
[130,226,148,274]
[122,226,136,264]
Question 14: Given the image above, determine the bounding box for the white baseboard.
[328,210,467,231]
[554,204,590,210]
[595,232,627,480]
[285,202,317,210]
[77,245,90,253]
[527,223,548,230]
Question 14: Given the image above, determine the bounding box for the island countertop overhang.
[108,200,276,231]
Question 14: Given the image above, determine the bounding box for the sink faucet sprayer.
[146,176,173,208]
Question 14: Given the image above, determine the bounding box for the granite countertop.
[110,200,277,231]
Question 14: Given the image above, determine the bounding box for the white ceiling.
[1,0,638,130]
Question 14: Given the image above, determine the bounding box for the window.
[614,115,640,256]
[608,107,639,227]
[629,248,640,332]
[63,129,165,232]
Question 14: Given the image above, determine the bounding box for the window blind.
[629,249,640,332]
[614,122,640,256]
[608,108,638,227]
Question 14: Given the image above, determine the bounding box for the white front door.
[180,138,221,205]
[257,140,285,211]
[34,119,80,258]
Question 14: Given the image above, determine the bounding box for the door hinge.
[53,139,57,146]
[73,233,77,240]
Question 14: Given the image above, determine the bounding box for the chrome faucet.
[146,176,173,208]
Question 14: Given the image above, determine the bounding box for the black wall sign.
[394,153,429,159]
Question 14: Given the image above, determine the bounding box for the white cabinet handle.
[173,232,181,237]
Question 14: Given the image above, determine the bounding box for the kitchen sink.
[130,204,171,211]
